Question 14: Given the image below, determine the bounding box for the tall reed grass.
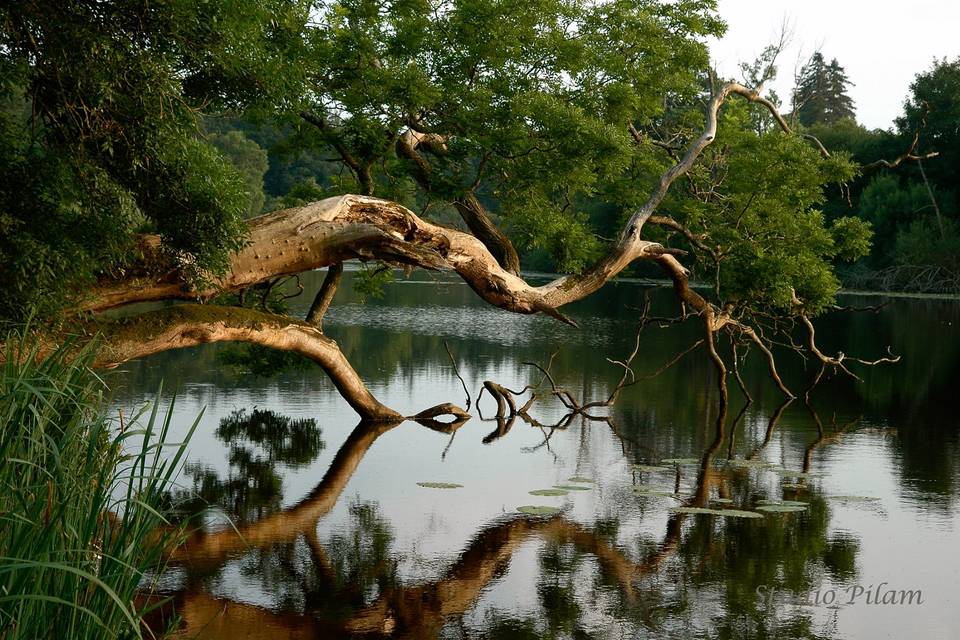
[0,334,200,639]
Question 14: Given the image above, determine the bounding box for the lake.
[112,269,960,639]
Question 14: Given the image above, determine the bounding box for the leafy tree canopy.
[1,0,877,325]
[0,0,308,322]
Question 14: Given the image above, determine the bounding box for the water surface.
[113,270,960,639]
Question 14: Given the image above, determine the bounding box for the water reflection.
[113,271,960,639]
[157,400,868,639]
[177,409,325,523]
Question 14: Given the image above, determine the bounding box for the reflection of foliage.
[672,492,839,639]
[217,408,324,466]
[218,343,311,377]
[822,533,859,582]
[178,408,323,522]
[328,500,399,593]
[537,542,584,637]
[303,499,399,621]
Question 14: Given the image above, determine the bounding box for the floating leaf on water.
[661,458,700,465]
[416,482,463,489]
[633,488,678,498]
[712,498,734,504]
[782,483,809,491]
[517,505,561,516]
[757,499,808,507]
[727,458,777,469]
[774,469,820,479]
[756,504,808,513]
[669,506,762,519]
[529,488,568,496]
[633,464,669,472]
[554,484,591,491]
[829,495,881,502]
[720,509,765,519]
[568,476,594,483]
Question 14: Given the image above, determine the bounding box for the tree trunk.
[453,192,522,276]
[81,194,671,318]
[396,130,522,275]
[306,262,343,328]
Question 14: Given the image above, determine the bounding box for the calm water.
[112,270,960,639]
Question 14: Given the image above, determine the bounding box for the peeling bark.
[397,129,523,275]
[82,193,672,317]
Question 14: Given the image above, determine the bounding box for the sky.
[708,0,960,130]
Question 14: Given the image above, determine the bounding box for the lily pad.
[711,498,734,504]
[782,483,809,491]
[773,469,820,479]
[529,488,568,496]
[829,495,880,502]
[567,476,594,483]
[633,464,669,472]
[517,505,561,516]
[661,458,700,465]
[757,499,808,507]
[756,504,808,513]
[727,458,776,469]
[633,488,679,498]
[554,484,591,491]
[669,506,763,519]
[416,482,463,489]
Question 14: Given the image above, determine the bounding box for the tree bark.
[306,262,343,328]
[453,192,522,276]
[81,194,671,318]
[396,129,522,275]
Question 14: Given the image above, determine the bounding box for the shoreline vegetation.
[377,264,960,301]
[0,334,198,640]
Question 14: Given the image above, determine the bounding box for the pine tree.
[792,53,856,126]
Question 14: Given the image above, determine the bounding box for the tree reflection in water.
[176,408,325,523]
[144,391,875,640]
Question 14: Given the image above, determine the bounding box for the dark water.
[113,270,960,639]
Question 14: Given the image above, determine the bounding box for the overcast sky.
[708,0,960,130]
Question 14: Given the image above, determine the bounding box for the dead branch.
[443,340,472,409]
[791,289,900,393]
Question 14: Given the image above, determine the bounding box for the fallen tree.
[54,79,907,419]
[3,1,914,421]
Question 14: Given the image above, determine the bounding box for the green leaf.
[529,488,568,497]
[417,482,463,489]
[517,505,562,516]
[669,507,763,519]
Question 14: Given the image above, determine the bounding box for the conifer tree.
[793,53,856,126]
